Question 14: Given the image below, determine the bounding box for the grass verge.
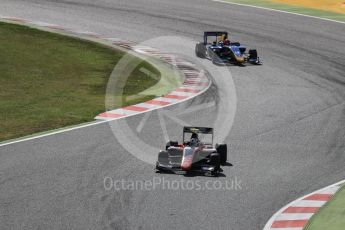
[304,184,345,230]
[0,22,161,141]
[217,0,345,22]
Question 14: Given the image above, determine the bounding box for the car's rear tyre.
[166,141,178,150]
[216,144,227,165]
[249,49,258,59]
[209,153,221,171]
[195,42,206,58]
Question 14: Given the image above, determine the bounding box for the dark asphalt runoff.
[0,0,345,229]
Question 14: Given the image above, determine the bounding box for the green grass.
[218,0,345,22]
[304,185,345,230]
[0,22,161,141]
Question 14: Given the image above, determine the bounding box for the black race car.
[195,31,262,65]
[155,127,227,177]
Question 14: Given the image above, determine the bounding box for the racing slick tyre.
[156,151,169,173]
[249,49,258,59]
[157,150,169,165]
[167,147,183,163]
[216,144,227,165]
[166,141,178,150]
[195,42,206,58]
[209,153,221,176]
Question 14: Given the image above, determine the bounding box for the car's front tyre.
[195,42,206,58]
[158,150,169,164]
[166,141,178,150]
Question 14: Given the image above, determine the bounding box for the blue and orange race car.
[155,127,227,177]
[195,31,262,65]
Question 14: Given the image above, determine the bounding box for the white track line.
[0,120,109,147]
[212,0,345,24]
[263,179,345,230]
[0,79,210,147]
[318,185,340,194]
[0,17,211,147]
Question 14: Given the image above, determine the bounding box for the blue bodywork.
[208,43,248,64]
[196,31,261,65]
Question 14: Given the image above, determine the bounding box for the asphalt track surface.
[0,0,345,229]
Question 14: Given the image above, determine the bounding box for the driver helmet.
[190,133,200,147]
[224,39,230,46]
[190,138,199,147]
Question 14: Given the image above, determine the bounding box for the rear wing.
[183,127,213,134]
[204,31,228,45]
[183,127,214,145]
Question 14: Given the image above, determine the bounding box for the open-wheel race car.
[155,127,227,177]
[195,31,262,65]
